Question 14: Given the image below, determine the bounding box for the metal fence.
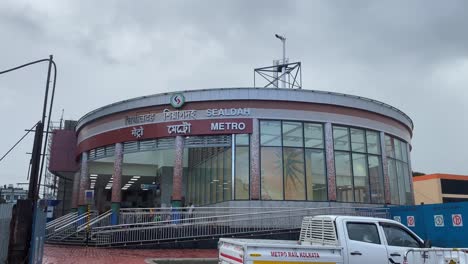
[0,204,13,264]
[404,248,468,264]
[92,206,389,246]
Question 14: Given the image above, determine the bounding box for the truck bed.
[219,238,343,264]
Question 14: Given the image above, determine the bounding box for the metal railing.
[46,211,76,230]
[404,248,468,264]
[46,210,97,241]
[76,210,112,232]
[91,206,389,246]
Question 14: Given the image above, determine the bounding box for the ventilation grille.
[299,216,338,246]
[87,136,232,160]
[184,135,231,147]
[88,145,115,160]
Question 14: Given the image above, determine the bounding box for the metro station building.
[49,88,415,216]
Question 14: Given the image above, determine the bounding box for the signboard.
[434,215,444,227]
[170,93,185,108]
[393,216,401,223]
[141,184,159,190]
[84,190,94,205]
[407,215,415,227]
[452,214,463,227]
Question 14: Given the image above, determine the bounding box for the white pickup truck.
[219,215,468,264]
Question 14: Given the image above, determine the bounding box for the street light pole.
[0,55,57,263]
[275,34,287,88]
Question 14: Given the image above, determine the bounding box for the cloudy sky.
[0,0,467,188]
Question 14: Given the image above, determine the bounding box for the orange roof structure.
[413,173,468,182]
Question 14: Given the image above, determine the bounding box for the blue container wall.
[389,202,468,248]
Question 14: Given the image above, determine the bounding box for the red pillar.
[171,136,184,207]
[70,171,80,210]
[250,119,260,200]
[111,142,123,224]
[77,152,89,213]
[325,123,337,201]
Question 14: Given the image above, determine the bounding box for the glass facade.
[188,146,232,205]
[333,126,385,204]
[260,120,327,201]
[85,121,412,207]
[385,135,412,205]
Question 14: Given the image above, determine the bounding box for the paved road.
[43,245,218,264]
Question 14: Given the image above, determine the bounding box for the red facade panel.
[49,130,79,173]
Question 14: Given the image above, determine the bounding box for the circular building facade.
[73,88,414,211]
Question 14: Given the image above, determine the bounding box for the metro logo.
[170,93,185,108]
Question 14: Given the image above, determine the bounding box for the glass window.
[217,150,224,202]
[305,149,327,201]
[347,223,381,244]
[236,134,249,146]
[261,147,284,200]
[382,224,420,248]
[211,156,217,203]
[335,151,353,202]
[397,161,407,205]
[260,121,282,146]
[394,139,403,160]
[352,153,370,203]
[351,128,366,153]
[282,121,303,147]
[283,148,306,200]
[304,123,324,148]
[235,146,250,200]
[385,136,395,158]
[401,142,408,162]
[333,126,350,151]
[366,131,380,155]
[388,159,399,205]
[368,156,384,204]
[224,148,232,201]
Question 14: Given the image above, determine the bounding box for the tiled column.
[77,152,89,215]
[324,123,337,201]
[380,132,391,204]
[111,142,123,225]
[70,170,81,211]
[171,136,184,207]
[250,119,260,200]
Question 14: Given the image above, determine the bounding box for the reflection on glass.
[260,121,282,146]
[396,161,407,205]
[304,123,324,148]
[366,131,380,155]
[401,142,408,162]
[282,122,303,147]
[385,136,394,158]
[217,150,224,202]
[333,126,350,151]
[261,147,283,200]
[394,139,403,160]
[283,148,305,200]
[404,163,412,205]
[368,156,384,204]
[235,146,250,199]
[236,134,249,146]
[352,153,369,203]
[305,149,327,201]
[211,157,216,204]
[224,148,232,201]
[335,151,353,202]
[351,129,366,153]
[388,159,399,205]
